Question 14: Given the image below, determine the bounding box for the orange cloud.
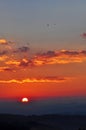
[0,39,7,44]
[0,38,15,45]
[0,76,69,83]
[0,55,8,61]
[5,58,29,67]
[19,58,29,67]
[6,60,20,66]
[33,50,86,65]
[1,49,86,72]
[0,66,13,72]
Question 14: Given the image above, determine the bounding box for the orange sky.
[0,76,86,99]
[0,39,86,99]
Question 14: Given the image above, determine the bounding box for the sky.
[0,0,86,114]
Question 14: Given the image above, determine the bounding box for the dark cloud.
[81,50,86,54]
[32,50,86,65]
[37,50,86,57]
[0,67,13,72]
[81,32,86,39]
[37,51,56,57]
[19,59,35,67]
[19,59,29,67]
[45,51,56,57]
[14,46,30,53]
[0,50,8,55]
[3,67,13,72]
[18,46,30,52]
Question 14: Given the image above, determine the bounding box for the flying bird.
[46,23,56,28]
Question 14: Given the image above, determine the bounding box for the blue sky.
[0,0,86,49]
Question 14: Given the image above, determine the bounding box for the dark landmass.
[0,114,86,130]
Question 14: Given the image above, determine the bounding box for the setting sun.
[21,97,29,103]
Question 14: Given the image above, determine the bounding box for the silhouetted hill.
[0,114,86,130]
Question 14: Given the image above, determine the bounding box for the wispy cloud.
[1,38,86,72]
[5,58,29,67]
[6,60,20,66]
[32,50,86,65]
[0,66,13,72]
[13,46,30,53]
[0,76,69,83]
[0,46,30,55]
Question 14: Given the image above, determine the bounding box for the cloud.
[19,58,29,67]
[0,55,8,61]
[18,46,30,52]
[32,50,86,65]
[6,60,20,66]
[5,59,29,67]
[0,67,13,72]
[37,51,56,57]
[0,76,69,83]
[1,49,86,72]
[0,46,30,57]
[0,50,8,56]
[0,38,16,45]
[81,32,86,38]
[14,46,30,53]
[0,39,7,44]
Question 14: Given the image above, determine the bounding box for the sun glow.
[21,97,29,103]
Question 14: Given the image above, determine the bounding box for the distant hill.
[0,114,86,130]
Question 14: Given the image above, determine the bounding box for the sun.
[21,97,29,103]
